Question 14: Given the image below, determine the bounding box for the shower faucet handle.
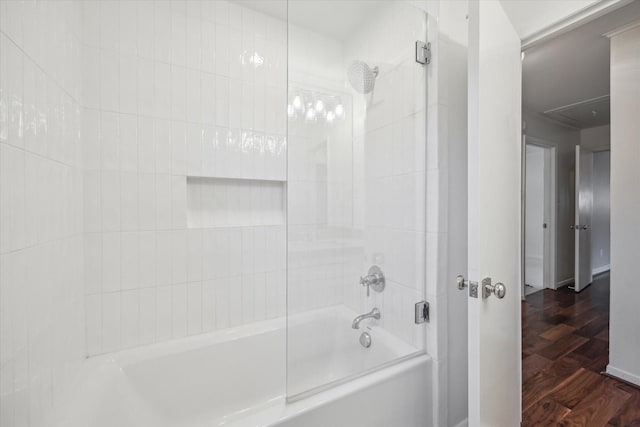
[360,266,385,297]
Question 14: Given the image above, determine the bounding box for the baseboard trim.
[592,265,610,276]
[453,419,468,427]
[556,277,574,287]
[606,365,640,387]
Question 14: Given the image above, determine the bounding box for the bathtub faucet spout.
[352,308,381,329]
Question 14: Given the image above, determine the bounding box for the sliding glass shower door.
[286,0,429,399]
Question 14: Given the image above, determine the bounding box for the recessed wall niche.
[187,177,285,228]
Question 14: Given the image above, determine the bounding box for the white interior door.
[467,1,522,426]
[543,147,553,289]
[574,145,594,292]
[524,144,546,291]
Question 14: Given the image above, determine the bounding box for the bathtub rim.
[285,349,428,403]
[223,353,432,427]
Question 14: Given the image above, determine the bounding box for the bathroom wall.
[286,19,355,316]
[343,1,428,349]
[285,2,431,341]
[287,109,356,314]
[0,1,85,425]
[80,0,288,356]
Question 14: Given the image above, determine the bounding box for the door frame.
[521,136,558,300]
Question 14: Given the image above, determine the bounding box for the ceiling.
[236,0,374,40]
[243,0,610,42]
[500,0,602,41]
[238,0,640,129]
[522,0,640,128]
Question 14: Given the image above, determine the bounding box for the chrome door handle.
[570,225,575,230]
[482,277,506,299]
[581,225,588,230]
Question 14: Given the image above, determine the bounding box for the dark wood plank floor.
[522,273,640,426]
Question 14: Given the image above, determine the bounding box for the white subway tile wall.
[81,0,288,356]
[0,1,85,425]
[286,2,427,350]
[347,2,428,348]
[287,103,357,316]
[0,0,434,422]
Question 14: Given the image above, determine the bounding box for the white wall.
[591,150,610,273]
[80,1,288,356]
[286,18,353,321]
[607,23,640,386]
[524,145,545,288]
[523,110,580,285]
[581,124,610,151]
[0,2,86,425]
[343,1,428,348]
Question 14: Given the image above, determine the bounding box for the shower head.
[347,60,379,94]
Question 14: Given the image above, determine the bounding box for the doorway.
[517,0,630,423]
[523,139,556,297]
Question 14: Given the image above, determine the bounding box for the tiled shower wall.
[286,21,355,317]
[286,2,428,348]
[81,1,288,356]
[287,109,356,314]
[0,1,85,425]
[344,2,428,348]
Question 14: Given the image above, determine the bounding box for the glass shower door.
[286,0,429,399]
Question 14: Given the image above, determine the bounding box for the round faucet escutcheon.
[359,332,372,348]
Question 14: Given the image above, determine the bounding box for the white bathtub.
[52,307,431,427]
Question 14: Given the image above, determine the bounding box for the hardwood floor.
[521,273,640,426]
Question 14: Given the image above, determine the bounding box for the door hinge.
[415,301,429,324]
[415,41,431,65]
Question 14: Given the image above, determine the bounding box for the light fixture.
[288,88,346,125]
[305,108,316,121]
[250,52,264,67]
